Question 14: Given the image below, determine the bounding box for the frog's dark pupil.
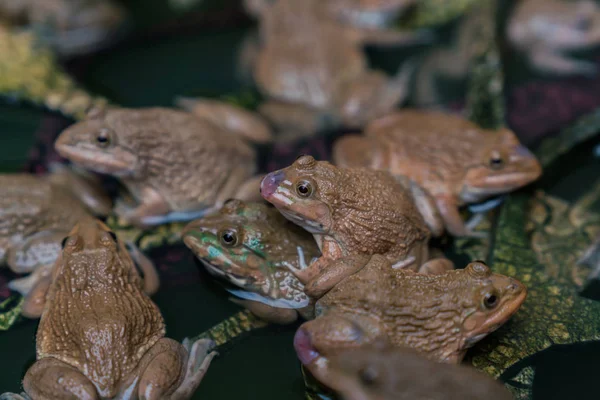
[108,231,118,242]
[359,367,378,386]
[298,185,309,194]
[61,237,68,248]
[490,157,503,166]
[485,294,498,307]
[97,136,108,143]
[222,232,235,244]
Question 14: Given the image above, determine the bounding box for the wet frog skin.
[507,0,600,76]
[261,155,453,298]
[333,110,542,238]
[0,218,217,400]
[54,105,269,227]
[182,199,320,324]
[294,255,526,382]
[321,344,513,400]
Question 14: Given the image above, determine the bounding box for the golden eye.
[220,230,238,247]
[296,180,313,197]
[96,129,111,148]
[483,292,499,309]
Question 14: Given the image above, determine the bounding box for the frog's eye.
[220,230,238,247]
[488,150,504,170]
[61,237,69,248]
[483,291,499,309]
[108,231,118,242]
[295,180,313,198]
[96,129,112,148]
[358,365,378,386]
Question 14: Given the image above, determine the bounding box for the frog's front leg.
[123,338,217,400]
[22,357,99,399]
[114,187,173,226]
[0,392,31,400]
[232,175,265,203]
[21,274,52,319]
[258,101,328,139]
[418,258,454,275]
[401,177,444,237]
[125,241,160,296]
[435,195,487,238]
[303,254,371,299]
[229,297,298,325]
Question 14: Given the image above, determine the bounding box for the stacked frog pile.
[2,0,600,399]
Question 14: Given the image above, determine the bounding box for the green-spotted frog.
[182,199,320,324]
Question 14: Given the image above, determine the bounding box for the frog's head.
[454,261,527,357]
[54,107,139,177]
[55,217,138,286]
[460,128,542,203]
[325,0,415,28]
[260,155,338,235]
[182,200,310,309]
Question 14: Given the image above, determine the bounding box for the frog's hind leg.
[22,358,99,400]
[170,338,218,400]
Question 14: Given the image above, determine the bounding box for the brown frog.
[320,343,514,400]
[0,0,127,56]
[0,165,156,318]
[0,218,217,400]
[54,105,271,227]
[182,199,320,324]
[260,155,453,298]
[333,110,542,237]
[507,0,600,76]
[294,255,526,381]
[241,0,422,138]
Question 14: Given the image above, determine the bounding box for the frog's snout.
[260,171,284,199]
[294,327,320,365]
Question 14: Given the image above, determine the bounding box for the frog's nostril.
[294,328,320,365]
[260,171,284,199]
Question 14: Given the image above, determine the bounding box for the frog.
[54,104,272,227]
[333,110,543,238]
[293,255,527,383]
[0,218,217,400]
[240,0,424,138]
[260,155,454,298]
[506,0,600,76]
[0,0,127,56]
[0,165,159,318]
[319,343,514,400]
[182,199,320,324]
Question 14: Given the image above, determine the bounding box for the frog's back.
[114,108,257,210]
[37,272,165,397]
[366,111,488,186]
[0,174,87,240]
[332,168,430,259]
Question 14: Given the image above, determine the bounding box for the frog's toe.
[187,339,218,369]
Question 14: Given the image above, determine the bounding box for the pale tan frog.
[54,104,271,227]
[294,255,526,382]
[334,110,542,237]
[261,155,454,298]
[320,343,514,400]
[241,0,423,137]
[182,199,320,324]
[507,0,600,76]
[0,0,127,56]
[0,218,217,400]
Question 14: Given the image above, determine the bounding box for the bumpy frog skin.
[0,0,126,56]
[321,344,513,400]
[0,218,217,400]
[54,105,269,227]
[334,110,542,237]
[261,155,454,297]
[294,255,526,381]
[241,0,423,138]
[0,165,157,318]
[182,199,320,324]
[507,0,600,76]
